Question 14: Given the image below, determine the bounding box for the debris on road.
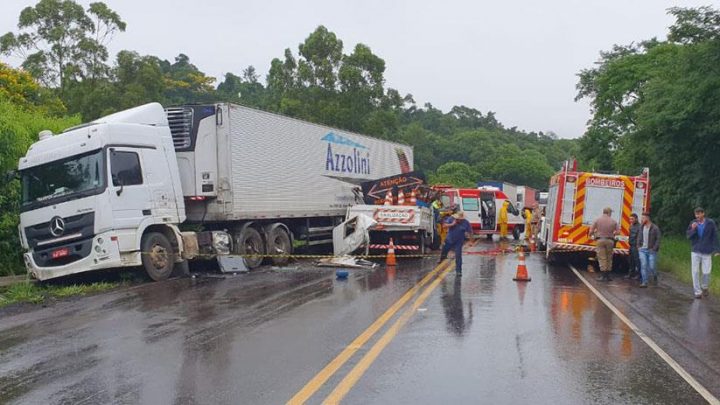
[316,255,378,269]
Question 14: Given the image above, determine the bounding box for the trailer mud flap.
[218,255,249,273]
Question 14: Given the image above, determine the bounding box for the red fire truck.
[539,160,650,260]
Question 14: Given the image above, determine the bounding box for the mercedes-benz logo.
[49,216,65,237]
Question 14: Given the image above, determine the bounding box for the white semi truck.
[18,103,413,281]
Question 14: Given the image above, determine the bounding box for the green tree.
[161,54,216,105]
[429,162,480,188]
[576,6,720,232]
[0,0,125,96]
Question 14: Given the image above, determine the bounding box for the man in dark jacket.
[625,213,641,280]
[637,212,661,288]
[686,207,719,298]
[439,211,472,276]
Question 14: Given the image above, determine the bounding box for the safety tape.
[134,245,542,260]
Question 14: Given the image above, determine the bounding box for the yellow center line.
[286,260,453,405]
[322,263,455,404]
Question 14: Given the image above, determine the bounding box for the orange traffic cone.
[409,189,417,206]
[513,249,531,281]
[397,190,405,205]
[384,190,393,206]
[386,238,397,266]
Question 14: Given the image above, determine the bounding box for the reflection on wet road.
[0,240,714,404]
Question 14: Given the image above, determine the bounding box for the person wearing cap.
[687,207,719,298]
[637,212,661,288]
[590,207,620,281]
[438,211,472,275]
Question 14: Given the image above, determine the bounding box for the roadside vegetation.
[658,236,720,295]
[0,280,120,308]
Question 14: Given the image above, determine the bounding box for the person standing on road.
[637,213,661,288]
[524,207,533,240]
[438,211,472,276]
[531,202,542,240]
[499,200,509,240]
[687,207,719,299]
[625,213,641,280]
[590,207,619,281]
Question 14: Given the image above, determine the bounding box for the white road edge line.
[569,265,720,405]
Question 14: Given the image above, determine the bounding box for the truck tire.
[142,232,175,281]
[235,227,264,269]
[512,226,521,241]
[267,226,292,266]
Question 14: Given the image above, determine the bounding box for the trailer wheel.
[512,226,521,240]
[142,232,175,281]
[235,227,264,269]
[267,226,292,266]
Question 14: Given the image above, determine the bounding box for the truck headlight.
[211,231,231,255]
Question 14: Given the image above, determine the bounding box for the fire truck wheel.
[267,226,292,266]
[512,226,521,240]
[142,232,175,281]
[235,227,265,269]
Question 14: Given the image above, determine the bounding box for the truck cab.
[18,103,219,281]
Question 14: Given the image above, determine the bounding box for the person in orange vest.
[499,200,509,239]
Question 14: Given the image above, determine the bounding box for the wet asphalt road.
[0,240,716,404]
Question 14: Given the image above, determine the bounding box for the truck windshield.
[21,149,105,210]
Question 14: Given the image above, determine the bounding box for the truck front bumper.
[24,232,123,281]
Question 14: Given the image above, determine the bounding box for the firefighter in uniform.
[524,207,533,240]
[499,200,510,239]
[531,202,542,240]
[590,207,620,281]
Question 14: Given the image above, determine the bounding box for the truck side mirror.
[113,175,124,196]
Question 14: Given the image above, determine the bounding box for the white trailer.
[18,103,412,280]
[171,103,413,267]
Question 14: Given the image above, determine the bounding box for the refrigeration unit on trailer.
[539,160,650,260]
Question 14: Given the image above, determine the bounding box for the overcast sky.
[1,0,715,138]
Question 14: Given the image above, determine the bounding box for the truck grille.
[165,107,193,150]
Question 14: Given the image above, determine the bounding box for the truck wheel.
[235,227,264,269]
[142,232,175,281]
[267,226,292,266]
[512,226,521,240]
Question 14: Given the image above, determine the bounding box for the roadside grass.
[658,236,720,295]
[0,280,120,308]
